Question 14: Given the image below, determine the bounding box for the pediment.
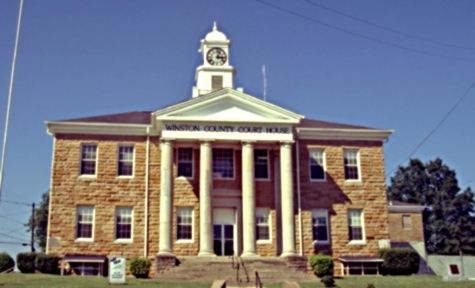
[153,88,303,124]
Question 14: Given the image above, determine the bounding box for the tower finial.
[213,21,217,31]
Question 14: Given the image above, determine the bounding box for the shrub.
[129,258,151,278]
[309,254,334,277]
[17,252,38,273]
[0,252,15,273]
[367,284,376,288]
[377,248,419,275]
[320,275,335,287]
[35,254,59,274]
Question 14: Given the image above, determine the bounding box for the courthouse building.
[45,24,393,276]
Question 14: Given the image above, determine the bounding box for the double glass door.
[213,224,234,256]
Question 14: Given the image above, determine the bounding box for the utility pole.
[31,202,35,252]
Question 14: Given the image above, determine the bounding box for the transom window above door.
[212,148,234,179]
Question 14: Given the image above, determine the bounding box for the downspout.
[296,139,303,256]
[45,137,56,254]
[144,127,150,257]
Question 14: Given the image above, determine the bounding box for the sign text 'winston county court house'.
[163,124,291,134]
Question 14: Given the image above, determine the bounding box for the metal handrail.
[237,254,250,283]
[255,271,262,288]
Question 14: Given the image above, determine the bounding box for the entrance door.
[213,208,235,256]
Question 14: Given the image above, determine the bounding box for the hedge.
[377,248,420,275]
[17,252,37,273]
[129,258,151,278]
[309,254,334,277]
[35,254,59,274]
[0,252,15,273]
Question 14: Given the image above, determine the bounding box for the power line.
[0,214,25,225]
[255,0,475,61]
[0,241,28,246]
[304,0,475,51]
[0,232,29,243]
[0,199,31,206]
[386,78,475,178]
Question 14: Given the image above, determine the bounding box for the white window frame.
[176,207,194,243]
[117,145,134,178]
[80,144,97,177]
[115,206,133,242]
[309,149,326,181]
[256,208,271,243]
[76,205,94,242]
[177,147,194,179]
[312,209,330,244]
[212,148,235,180]
[254,149,269,180]
[402,215,412,229]
[344,149,361,181]
[348,209,365,244]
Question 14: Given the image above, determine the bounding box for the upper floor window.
[118,146,134,176]
[116,207,133,240]
[80,144,97,175]
[256,208,270,242]
[309,149,325,180]
[402,215,412,229]
[213,148,234,179]
[177,207,193,241]
[348,209,364,242]
[212,75,223,91]
[254,149,269,179]
[344,150,360,180]
[76,206,94,240]
[312,209,329,243]
[177,148,193,178]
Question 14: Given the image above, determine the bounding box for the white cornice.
[45,122,159,136]
[388,205,425,213]
[296,128,393,141]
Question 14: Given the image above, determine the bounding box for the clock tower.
[192,22,236,98]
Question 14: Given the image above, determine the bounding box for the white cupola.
[192,22,236,98]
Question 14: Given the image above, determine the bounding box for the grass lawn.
[300,276,475,288]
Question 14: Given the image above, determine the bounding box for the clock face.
[206,48,227,66]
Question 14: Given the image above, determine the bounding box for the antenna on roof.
[262,64,267,101]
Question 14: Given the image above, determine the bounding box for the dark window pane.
[256,226,269,240]
[311,165,324,179]
[178,163,192,178]
[349,227,362,240]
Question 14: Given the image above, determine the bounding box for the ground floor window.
[339,257,383,276]
[69,262,103,276]
[62,255,106,276]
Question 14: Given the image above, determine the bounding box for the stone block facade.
[388,212,424,242]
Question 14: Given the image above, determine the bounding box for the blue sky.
[0,0,474,257]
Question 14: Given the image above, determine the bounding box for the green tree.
[387,158,475,255]
[25,191,49,252]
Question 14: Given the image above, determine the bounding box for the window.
[118,146,134,176]
[348,209,364,242]
[115,207,132,240]
[213,149,234,178]
[312,210,329,243]
[309,150,325,180]
[76,206,94,240]
[177,148,193,178]
[256,208,270,241]
[448,264,460,275]
[254,149,269,179]
[344,150,359,180]
[177,207,193,241]
[402,215,411,229]
[212,75,223,90]
[80,144,97,175]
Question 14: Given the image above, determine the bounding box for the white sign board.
[108,256,126,284]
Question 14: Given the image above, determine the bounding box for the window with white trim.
[348,209,364,242]
[80,144,97,175]
[118,146,134,176]
[312,210,329,243]
[177,207,193,241]
[177,148,193,178]
[115,207,132,240]
[309,149,325,180]
[212,148,234,178]
[344,150,359,180]
[76,206,94,240]
[254,149,269,179]
[256,208,270,241]
[402,215,411,229]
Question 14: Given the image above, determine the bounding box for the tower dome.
[205,22,227,41]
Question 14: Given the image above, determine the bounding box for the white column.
[198,140,216,257]
[241,141,258,257]
[273,148,282,255]
[280,141,297,257]
[158,139,174,256]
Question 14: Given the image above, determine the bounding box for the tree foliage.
[387,158,475,255]
[25,191,49,252]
